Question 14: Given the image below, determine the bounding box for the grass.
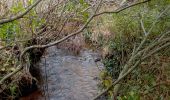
[89,0,170,99]
[0,0,170,99]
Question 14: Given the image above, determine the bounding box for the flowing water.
[20,46,104,100]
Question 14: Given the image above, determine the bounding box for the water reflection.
[21,46,103,100]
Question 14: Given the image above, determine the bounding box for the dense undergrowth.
[0,0,170,99]
[0,0,45,99]
[84,0,170,99]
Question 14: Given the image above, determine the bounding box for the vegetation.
[94,0,170,99]
[0,0,169,99]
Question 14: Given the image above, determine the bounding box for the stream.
[20,46,104,100]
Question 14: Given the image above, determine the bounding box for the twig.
[93,41,170,100]
[0,0,42,24]
[93,60,141,100]
[158,31,170,42]
[94,0,151,17]
[143,81,170,95]
[0,0,103,85]
[143,42,170,60]
[0,0,153,87]
[110,5,170,98]
[0,65,21,85]
[0,45,10,51]
[140,19,147,36]
[147,6,170,34]
[135,5,170,55]
[142,37,170,56]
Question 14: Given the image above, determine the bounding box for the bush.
[99,0,170,99]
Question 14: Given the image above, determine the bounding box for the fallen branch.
[92,41,170,100]
[93,5,170,98]
[93,60,141,100]
[113,5,170,97]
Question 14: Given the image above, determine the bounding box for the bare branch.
[113,8,170,94]
[93,60,141,100]
[0,46,9,51]
[0,0,103,85]
[94,0,151,17]
[140,19,147,36]
[93,41,170,100]
[0,0,153,88]
[93,6,170,98]
[134,5,170,55]
[143,42,170,60]
[0,65,21,85]
[0,0,42,24]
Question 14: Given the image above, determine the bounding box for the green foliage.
[0,0,44,99]
[103,53,121,79]
[10,1,24,13]
[79,0,90,21]
[0,0,169,99]
[117,91,140,100]
[66,0,90,22]
[9,84,17,97]
[0,0,45,44]
[110,0,170,39]
[83,29,92,41]
[0,1,24,43]
[99,0,170,99]
[0,21,20,43]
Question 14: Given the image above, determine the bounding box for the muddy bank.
[20,46,104,100]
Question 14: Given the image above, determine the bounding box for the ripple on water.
[20,46,104,100]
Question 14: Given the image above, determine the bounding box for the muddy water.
[20,46,104,100]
